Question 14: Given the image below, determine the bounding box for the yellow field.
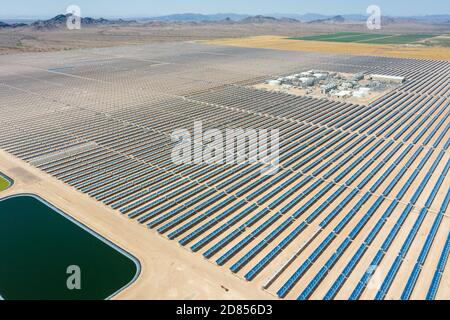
[202,36,450,60]
[0,175,10,191]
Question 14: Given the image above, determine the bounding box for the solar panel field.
[0,42,449,300]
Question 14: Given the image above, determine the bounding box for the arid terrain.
[1,19,449,55]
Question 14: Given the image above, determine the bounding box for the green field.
[423,37,450,48]
[360,34,437,44]
[0,174,11,191]
[289,32,437,45]
[291,32,365,41]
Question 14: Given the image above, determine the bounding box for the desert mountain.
[30,14,136,30]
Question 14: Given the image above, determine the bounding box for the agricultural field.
[205,35,450,60]
[423,36,450,47]
[361,34,438,44]
[289,32,437,44]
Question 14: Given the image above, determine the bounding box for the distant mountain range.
[142,12,348,22]
[410,15,450,23]
[240,15,299,23]
[273,13,450,23]
[0,13,302,29]
[142,13,250,22]
[1,13,449,30]
[0,21,27,28]
[307,15,346,24]
[271,13,365,22]
[137,12,450,24]
[27,14,136,30]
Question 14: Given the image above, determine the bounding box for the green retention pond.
[0,195,140,300]
[0,173,12,192]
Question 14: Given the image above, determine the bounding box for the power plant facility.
[261,71,405,102]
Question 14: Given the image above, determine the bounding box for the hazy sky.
[1,0,449,18]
